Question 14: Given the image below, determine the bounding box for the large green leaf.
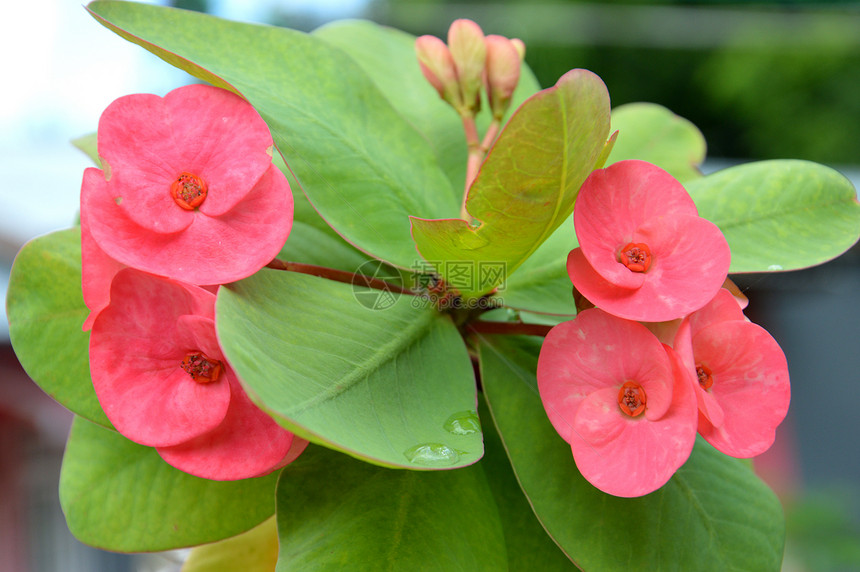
[686,159,860,273]
[6,228,111,428]
[411,69,610,299]
[59,416,279,552]
[215,269,481,469]
[183,517,279,572]
[274,155,372,274]
[478,396,579,570]
[478,334,785,572]
[274,444,506,571]
[312,19,542,193]
[500,216,578,316]
[86,1,457,269]
[606,102,706,183]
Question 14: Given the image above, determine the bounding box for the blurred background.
[1,0,858,570]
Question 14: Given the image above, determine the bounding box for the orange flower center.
[617,381,647,417]
[171,172,208,210]
[181,352,222,384]
[696,363,714,390]
[619,242,652,272]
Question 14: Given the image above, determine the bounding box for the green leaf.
[478,334,785,572]
[607,102,706,183]
[411,69,610,299]
[275,444,506,571]
[686,159,860,273]
[312,19,542,193]
[6,228,111,428]
[215,269,481,469]
[59,416,279,552]
[277,220,372,275]
[86,1,457,269]
[275,155,372,274]
[500,216,578,316]
[478,396,579,570]
[71,132,99,166]
[183,517,278,572]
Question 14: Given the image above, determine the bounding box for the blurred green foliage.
[784,488,860,572]
[370,0,860,163]
[699,38,860,163]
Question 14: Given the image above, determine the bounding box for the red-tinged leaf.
[411,69,610,299]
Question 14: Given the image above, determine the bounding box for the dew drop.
[403,443,459,466]
[443,410,480,435]
[767,264,784,271]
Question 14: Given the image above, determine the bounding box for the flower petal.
[567,248,644,315]
[693,320,790,457]
[157,375,306,480]
[175,314,223,360]
[80,171,126,330]
[97,93,189,234]
[688,288,747,336]
[631,213,731,319]
[574,160,698,277]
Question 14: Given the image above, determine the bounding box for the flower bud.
[510,38,526,61]
[415,35,463,109]
[447,19,486,113]
[484,35,522,120]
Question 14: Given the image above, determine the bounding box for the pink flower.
[81,84,293,286]
[567,160,731,322]
[537,309,698,497]
[673,289,790,457]
[89,268,306,480]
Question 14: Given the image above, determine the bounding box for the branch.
[467,320,553,337]
[265,259,413,295]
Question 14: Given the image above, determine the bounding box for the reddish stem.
[267,260,555,337]
[480,119,501,153]
[461,118,503,220]
[467,321,553,337]
[265,259,413,295]
[461,113,482,219]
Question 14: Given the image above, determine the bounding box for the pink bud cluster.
[80,84,306,480]
[415,19,524,120]
[537,160,790,497]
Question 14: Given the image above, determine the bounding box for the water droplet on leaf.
[767,264,783,271]
[443,410,480,435]
[404,443,459,465]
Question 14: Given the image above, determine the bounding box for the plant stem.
[461,113,482,220]
[480,119,502,153]
[461,117,503,220]
[265,259,413,295]
[267,260,554,337]
[467,320,553,337]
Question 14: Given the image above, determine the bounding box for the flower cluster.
[538,160,790,497]
[80,83,305,480]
